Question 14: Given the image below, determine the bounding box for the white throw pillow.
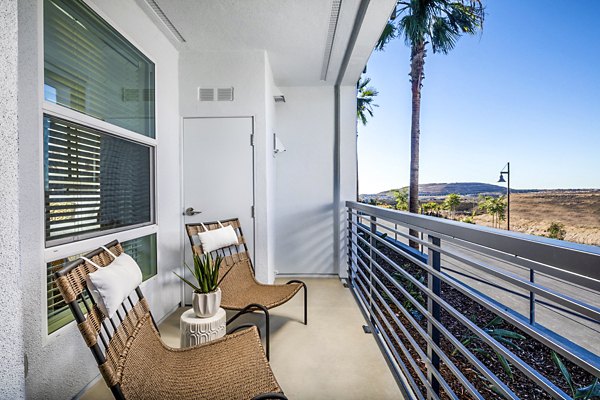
[197,225,239,253]
[86,253,143,318]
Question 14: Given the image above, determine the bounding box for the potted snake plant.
[174,253,224,318]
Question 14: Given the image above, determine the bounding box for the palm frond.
[376,21,398,51]
[357,76,379,126]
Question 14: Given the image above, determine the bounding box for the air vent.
[320,0,342,81]
[273,95,286,103]
[198,87,234,102]
[144,0,186,43]
[198,88,215,101]
[217,87,234,101]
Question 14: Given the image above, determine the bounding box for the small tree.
[392,188,409,211]
[422,201,440,216]
[443,193,461,218]
[478,195,507,229]
[546,222,566,240]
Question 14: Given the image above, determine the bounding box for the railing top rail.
[347,201,600,283]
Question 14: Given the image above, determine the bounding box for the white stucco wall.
[179,50,276,283]
[274,86,336,275]
[338,85,359,278]
[264,54,278,283]
[17,0,181,398]
[0,0,25,397]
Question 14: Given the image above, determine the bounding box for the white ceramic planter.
[192,288,222,318]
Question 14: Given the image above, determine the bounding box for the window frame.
[42,0,160,338]
[43,105,157,247]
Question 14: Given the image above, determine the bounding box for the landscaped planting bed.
[356,235,599,399]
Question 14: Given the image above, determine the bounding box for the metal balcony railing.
[346,201,600,400]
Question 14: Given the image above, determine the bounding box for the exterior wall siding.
[0,0,25,396]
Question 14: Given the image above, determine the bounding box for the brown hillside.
[473,191,600,246]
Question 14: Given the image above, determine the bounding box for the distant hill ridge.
[371,182,524,198]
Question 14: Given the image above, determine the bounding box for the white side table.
[180,308,227,348]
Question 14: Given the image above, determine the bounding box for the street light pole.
[498,162,510,230]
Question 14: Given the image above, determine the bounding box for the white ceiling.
[141,0,394,86]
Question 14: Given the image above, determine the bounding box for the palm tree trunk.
[408,41,426,249]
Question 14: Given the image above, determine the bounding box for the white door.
[182,117,254,305]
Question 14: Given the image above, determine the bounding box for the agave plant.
[174,253,223,294]
[552,351,600,399]
[453,316,525,380]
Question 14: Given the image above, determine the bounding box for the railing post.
[369,215,377,327]
[530,269,536,324]
[427,234,441,399]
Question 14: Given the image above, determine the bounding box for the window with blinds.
[44,0,155,138]
[44,114,154,246]
[47,234,157,334]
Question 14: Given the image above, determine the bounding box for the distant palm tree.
[377,0,485,246]
[357,77,379,126]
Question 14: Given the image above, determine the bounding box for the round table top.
[181,307,226,323]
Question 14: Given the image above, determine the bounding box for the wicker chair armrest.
[227,323,262,339]
[251,393,288,400]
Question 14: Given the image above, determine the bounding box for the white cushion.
[197,225,239,253]
[86,253,143,318]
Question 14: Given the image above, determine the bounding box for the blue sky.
[357,0,600,194]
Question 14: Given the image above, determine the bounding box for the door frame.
[179,116,256,305]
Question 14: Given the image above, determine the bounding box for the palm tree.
[377,0,485,246]
[357,77,379,126]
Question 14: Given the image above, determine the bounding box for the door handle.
[183,207,202,216]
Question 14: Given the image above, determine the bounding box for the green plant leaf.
[551,351,575,396]
[485,316,504,327]
[496,352,513,380]
[173,272,200,292]
[493,336,523,352]
[574,378,600,399]
[488,329,525,340]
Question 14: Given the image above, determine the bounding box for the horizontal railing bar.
[350,209,600,293]
[369,292,454,400]
[369,273,485,400]
[351,230,573,398]
[351,280,425,400]
[355,222,600,327]
[351,225,600,377]
[442,264,600,326]
[369,302,429,400]
[351,220,600,322]
[348,201,600,284]
[351,243,516,399]
[441,235,600,293]
[352,268,433,400]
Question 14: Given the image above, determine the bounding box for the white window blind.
[44,115,154,246]
[44,0,155,138]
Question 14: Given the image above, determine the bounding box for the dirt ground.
[471,191,600,246]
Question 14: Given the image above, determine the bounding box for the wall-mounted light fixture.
[273,133,286,156]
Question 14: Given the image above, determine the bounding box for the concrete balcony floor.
[80,278,403,399]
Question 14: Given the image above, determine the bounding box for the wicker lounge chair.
[185,218,307,360]
[54,240,287,400]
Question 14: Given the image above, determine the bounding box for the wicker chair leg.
[286,280,307,325]
[227,303,270,360]
[109,384,125,400]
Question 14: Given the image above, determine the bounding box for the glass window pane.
[44,0,155,137]
[122,234,157,281]
[44,114,153,245]
[47,234,157,334]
